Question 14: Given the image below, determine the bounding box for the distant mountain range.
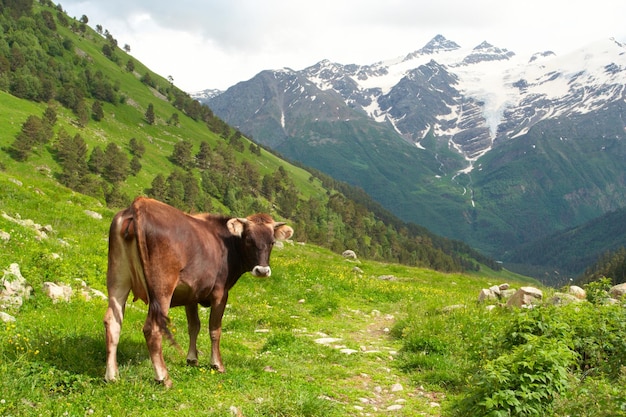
[195,35,626,279]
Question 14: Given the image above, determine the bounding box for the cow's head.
[227,214,294,277]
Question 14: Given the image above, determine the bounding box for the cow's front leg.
[185,303,200,366]
[209,290,229,372]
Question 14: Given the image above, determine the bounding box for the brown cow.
[103,197,293,387]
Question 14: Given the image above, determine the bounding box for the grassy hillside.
[2,172,625,416]
[0,0,501,274]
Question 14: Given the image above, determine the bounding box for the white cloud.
[61,0,626,92]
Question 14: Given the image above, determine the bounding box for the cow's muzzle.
[252,266,271,277]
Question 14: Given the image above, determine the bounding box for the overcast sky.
[61,0,626,92]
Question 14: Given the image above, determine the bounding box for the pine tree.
[171,140,193,169]
[88,146,105,174]
[196,141,211,170]
[145,103,155,125]
[102,142,129,183]
[92,100,104,121]
[148,174,167,201]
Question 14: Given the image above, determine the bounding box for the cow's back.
[108,197,228,306]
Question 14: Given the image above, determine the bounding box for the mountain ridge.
[200,34,626,278]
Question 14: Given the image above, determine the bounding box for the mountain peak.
[420,34,461,54]
[403,35,460,61]
[461,41,515,64]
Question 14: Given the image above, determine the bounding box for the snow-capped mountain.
[201,35,626,260]
[299,34,626,166]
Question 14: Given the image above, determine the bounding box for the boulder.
[506,287,543,308]
[478,288,497,302]
[568,285,586,299]
[549,292,582,306]
[342,250,357,260]
[1,263,32,310]
[609,283,626,299]
[43,282,73,303]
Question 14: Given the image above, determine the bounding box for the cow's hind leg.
[144,297,173,387]
[185,303,200,366]
[103,272,130,382]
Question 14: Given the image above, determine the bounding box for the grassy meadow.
[0,170,516,416]
[2,162,626,417]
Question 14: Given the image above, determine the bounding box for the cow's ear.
[274,224,294,241]
[227,218,247,237]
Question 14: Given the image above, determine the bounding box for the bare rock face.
[506,287,543,308]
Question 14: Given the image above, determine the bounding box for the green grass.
[2,167,625,417]
[0,169,497,416]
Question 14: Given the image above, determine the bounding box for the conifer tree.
[92,100,104,121]
[145,103,155,125]
[148,174,167,201]
[102,142,129,183]
[88,146,105,174]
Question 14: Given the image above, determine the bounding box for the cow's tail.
[133,201,183,356]
[147,294,184,355]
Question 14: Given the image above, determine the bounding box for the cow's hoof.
[186,359,199,366]
[210,364,225,373]
[155,378,173,388]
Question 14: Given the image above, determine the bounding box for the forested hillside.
[0,0,499,273]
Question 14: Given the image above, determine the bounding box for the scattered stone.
[1,263,32,310]
[352,266,364,274]
[43,282,73,303]
[314,337,342,345]
[0,231,10,242]
[442,304,465,312]
[609,283,626,299]
[499,283,510,290]
[342,250,357,260]
[386,404,403,411]
[549,292,582,306]
[340,348,358,355]
[8,178,22,186]
[377,275,397,281]
[263,366,276,373]
[506,286,543,308]
[391,383,403,392]
[500,289,517,299]
[489,285,501,296]
[0,311,16,322]
[568,285,586,299]
[478,288,496,302]
[229,406,243,417]
[84,210,102,220]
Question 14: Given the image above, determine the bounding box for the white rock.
[391,383,403,392]
[0,311,16,322]
[314,337,342,345]
[43,282,73,303]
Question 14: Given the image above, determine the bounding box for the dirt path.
[311,308,444,416]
